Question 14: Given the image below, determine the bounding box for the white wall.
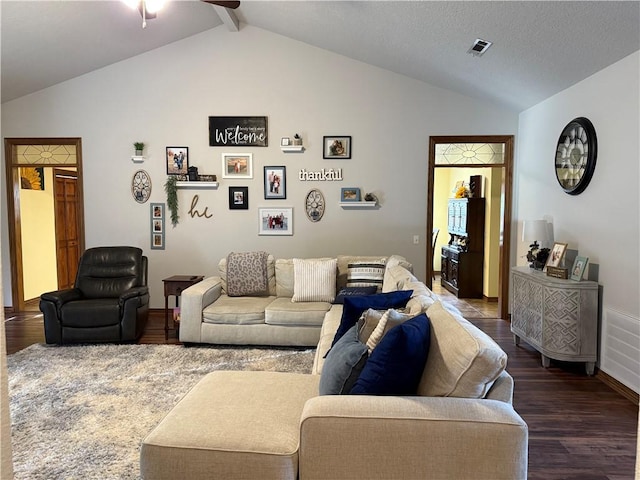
[1,25,518,308]
[515,51,640,393]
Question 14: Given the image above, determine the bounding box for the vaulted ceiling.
[2,1,639,111]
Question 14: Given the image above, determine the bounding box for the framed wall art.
[222,153,253,179]
[258,207,293,236]
[166,147,189,175]
[264,166,286,199]
[340,187,361,202]
[209,116,268,147]
[229,186,249,210]
[570,255,589,281]
[150,203,165,250]
[546,242,568,268]
[323,136,351,159]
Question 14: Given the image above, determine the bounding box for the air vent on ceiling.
[467,38,493,57]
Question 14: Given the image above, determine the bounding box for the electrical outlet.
[413,235,419,245]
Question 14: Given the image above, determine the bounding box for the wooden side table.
[163,275,204,341]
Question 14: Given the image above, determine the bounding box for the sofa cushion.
[350,313,431,395]
[141,371,319,480]
[292,258,337,303]
[226,251,269,297]
[418,301,507,398]
[365,308,414,352]
[406,294,438,315]
[275,259,295,298]
[202,295,276,325]
[319,325,368,395]
[346,260,386,291]
[265,297,330,327]
[334,286,378,304]
[381,255,414,292]
[331,290,413,348]
[219,254,276,296]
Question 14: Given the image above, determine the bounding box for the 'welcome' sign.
[209,116,268,147]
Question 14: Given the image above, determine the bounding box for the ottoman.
[140,370,320,480]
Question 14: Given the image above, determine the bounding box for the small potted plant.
[292,134,303,146]
[134,142,145,156]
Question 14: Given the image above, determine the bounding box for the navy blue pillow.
[350,313,431,396]
[319,325,368,395]
[330,290,413,348]
[333,286,378,304]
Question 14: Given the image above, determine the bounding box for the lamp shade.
[522,220,549,247]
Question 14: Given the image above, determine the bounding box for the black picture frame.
[323,136,351,159]
[229,186,249,210]
[263,166,286,199]
[166,147,189,175]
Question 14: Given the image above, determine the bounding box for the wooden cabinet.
[510,266,599,375]
[440,198,485,298]
[441,246,483,298]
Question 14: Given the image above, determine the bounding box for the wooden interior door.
[54,169,80,290]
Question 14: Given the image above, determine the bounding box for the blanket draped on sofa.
[226,251,269,297]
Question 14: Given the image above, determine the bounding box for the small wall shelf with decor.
[131,156,146,163]
[176,181,219,189]
[339,201,378,209]
[280,145,305,153]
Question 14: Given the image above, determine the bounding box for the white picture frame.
[258,207,293,235]
[221,153,253,179]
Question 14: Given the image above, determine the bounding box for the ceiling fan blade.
[202,0,240,8]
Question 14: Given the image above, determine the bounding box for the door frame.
[426,135,513,319]
[3,138,85,311]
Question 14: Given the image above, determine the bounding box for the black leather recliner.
[40,246,149,344]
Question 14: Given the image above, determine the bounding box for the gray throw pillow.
[319,325,368,395]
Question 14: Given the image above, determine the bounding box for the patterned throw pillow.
[292,258,337,303]
[226,251,269,297]
[347,260,386,292]
[365,308,414,353]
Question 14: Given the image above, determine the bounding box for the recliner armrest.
[40,288,83,309]
[119,286,150,306]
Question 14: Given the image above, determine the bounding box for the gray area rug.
[7,343,315,479]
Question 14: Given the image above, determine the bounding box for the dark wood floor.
[4,286,639,480]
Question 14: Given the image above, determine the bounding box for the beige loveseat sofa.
[141,260,528,479]
[179,253,411,346]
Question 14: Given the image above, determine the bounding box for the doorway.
[426,136,513,320]
[4,138,85,311]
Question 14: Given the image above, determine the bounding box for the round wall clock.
[132,169,151,203]
[554,117,597,195]
[305,189,325,222]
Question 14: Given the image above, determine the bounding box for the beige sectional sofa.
[179,254,410,346]
[141,255,528,479]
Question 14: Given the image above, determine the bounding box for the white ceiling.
[2,1,639,111]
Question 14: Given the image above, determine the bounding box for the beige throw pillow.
[292,258,337,303]
[365,308,414,353]
[357,308,385,344]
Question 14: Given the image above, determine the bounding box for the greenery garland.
[164,176,179,226]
